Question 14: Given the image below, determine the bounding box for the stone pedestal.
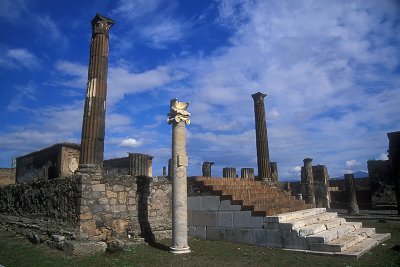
[80,14,115,167]
[387,131,400,215]
[344,173,359,214]
[168,99,191,254]
[223,167,237,178]
[252,92,271,180]
[202,161,214,177]
[241,168,254,179]
[301,158,315,205]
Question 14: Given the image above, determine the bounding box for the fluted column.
[202,161,214,177]
[344,173,359,214]
[168,99,191,254]
[241,168,254,179]
[270,162,279,184]
[252,92,271,180]
[301,158,315,204]
[80,14,115,167]
[223,167,237,178]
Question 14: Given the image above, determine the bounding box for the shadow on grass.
[149,241,170,252]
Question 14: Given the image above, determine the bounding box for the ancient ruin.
[301,158,316,205]
[344,173,360,214]
[80,13,114,167]
[202,161,214,177]
[223,167,237,178]
[252,92,271,181]
[168,99,191,254]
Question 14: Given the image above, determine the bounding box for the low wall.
[77,170,172,241]
[0,168,16,186]
[0,176,80,237]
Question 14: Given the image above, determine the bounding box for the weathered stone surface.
[106,239,125,252]
[64,240,107,256]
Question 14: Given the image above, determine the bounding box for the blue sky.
[0,0,399,180]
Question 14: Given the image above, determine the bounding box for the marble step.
[265,208,326,223]
[277,212,338,229]
[306,222,362,244]
[336,233,391,258]
[309,233,364,252]
[294,217,346,237]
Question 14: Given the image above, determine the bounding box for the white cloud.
[0,0,28,23]
[378,153,388,161]
[0,48,40,70]
[35,15,68,46]
[346,159,361,169]
[119,138,143,148]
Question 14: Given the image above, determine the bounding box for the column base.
[170,245,191,254]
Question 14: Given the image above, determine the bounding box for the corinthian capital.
[91,13,115,36]
[167,99,190,125]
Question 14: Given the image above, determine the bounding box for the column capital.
[167,99,190,125]
[303,158,313,164]
[252,92,267,103]
[91,13,115,35]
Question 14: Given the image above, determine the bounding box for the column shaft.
[344,173,359,214]
[252,92,271,180]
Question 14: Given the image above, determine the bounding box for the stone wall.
[16,143,80,183]
[0,168,16,187]
[367,160,396,208]
[77,169,172,241]
[0,176,80,237]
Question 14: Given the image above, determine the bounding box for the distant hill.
[331,171,368,180]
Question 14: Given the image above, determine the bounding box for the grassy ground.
[0,220,399,267]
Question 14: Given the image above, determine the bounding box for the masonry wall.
[0,177,80,237]
[0,168,16,187]
[77,171,172,241]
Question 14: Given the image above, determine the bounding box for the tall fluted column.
[202,161,214,177]
[252,92,271,180]
[344,173,359,214]
[301,158,315,204]
[168,99,191,254]
[387,131,400,215]
[80,14,115,167]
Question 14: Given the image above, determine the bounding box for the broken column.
[301,158,315,205]
[312,165,330,208]
[202,161,214,177]
[387,131,400,215]
[252,92,271,181]
[241,168,255,179]
[223,167,237,178]
[129,153,153,177]
[344,173,359,214]
[168,99,191,254]
[163,166,167,176]
[270,162,279,184]
[79,13,115,168]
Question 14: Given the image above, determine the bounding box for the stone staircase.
[190,177,391,258]
[197,177,314,216]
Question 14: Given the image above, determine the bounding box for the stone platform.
[188,177,391,258]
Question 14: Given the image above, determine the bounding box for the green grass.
[1,220,399,267]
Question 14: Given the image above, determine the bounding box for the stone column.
[252,92,271,180]
[344,173,359,214]
[202,161,214,177]
[129,153,153,177]
[387,131,400,215]
[163,166,167,176]
[270,162,279,184]
[312,165,330,208]
[301,158,315,204]
[79,13,115,167]
[241,168,255,179]
[168,159,172,179]
[168,99,191,254]
[223,167,237,178]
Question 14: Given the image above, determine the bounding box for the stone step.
[279,212,338,229]
[309,233,364,252]
[336,233,391,258]
[306,222,362,244]
[354,227,375,238]
[294,217,346,237]
[265,208,326,223]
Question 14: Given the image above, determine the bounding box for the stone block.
[79,221,97,236]
[232,211,263,228]
[191,211,217,226]
[219,200,241,211]
[253,228,282,247]
[98,197,109,205]
[92,184,105,192]
[202,196,221,211]
[188,196,202,211]
[80,213,93,220]
[225,228,253,245]
[188,226,206,239]
[113,185,125,192]
[64,241,107,256]
[282,229,308,249]
[206,227,225,241]
[118,192,127,204]
[217,212,233,227]
[51,235,66,242]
